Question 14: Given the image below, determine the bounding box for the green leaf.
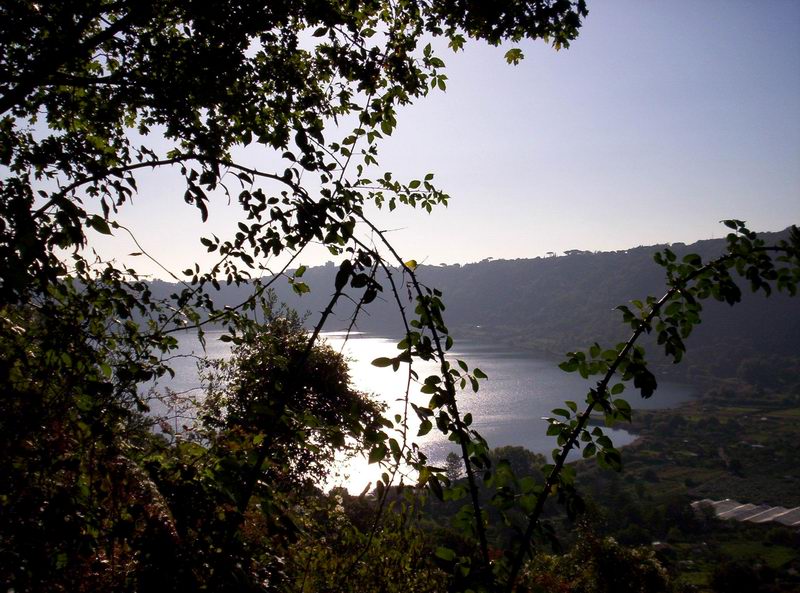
[596,435,613,449]
[368,444,387,464]
[291,281,310,295]
[428,475,444,500]
[88,215,112,235]
[603,349,619,361]
[418,420,433,436]
[335,260,352,291]
[504,47,524,65]
[613,398,631,413]
[559,361,578,373]
[435,546,456,562]
[99,363,112,379]
[371,357,393,367]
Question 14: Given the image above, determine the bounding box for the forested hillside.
[4,0,798,590]
[151,227,800,385]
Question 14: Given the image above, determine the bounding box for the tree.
[4,3,800,593]
[1,0,587,306]
[138,311,390,592]
[446,451,464,482]
[710,559,768,593]
[1,1,589,591]
[197,308,387,490]
[522,523,672,593]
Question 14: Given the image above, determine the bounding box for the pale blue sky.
[93,1,800,277]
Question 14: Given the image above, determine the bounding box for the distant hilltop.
[149,227,800,384]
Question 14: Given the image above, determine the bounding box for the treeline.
[150,228,800,385]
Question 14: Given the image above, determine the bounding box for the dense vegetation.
[573,383,800,592]
[2,1,799,592]
[152,228,800,384]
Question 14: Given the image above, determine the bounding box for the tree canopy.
[0,1,591,591]
[3,2,800,593]
[1,0,587,305]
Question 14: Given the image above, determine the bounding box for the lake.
[147,330,695,492]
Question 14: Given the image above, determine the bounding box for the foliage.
[197,309,386,490]
[135,316,392,592]
[287,489,446,593]
[1,300,401,592]
[491,223,800,586]
[0,276,169,591]
[710,559,773,593]
[521,524,672,593]
[1,0,590,591]
[153,229,800,384]
[389,222,799,591]
[567,383,800,590]
[1,0,586,307]
[3,2,800,593]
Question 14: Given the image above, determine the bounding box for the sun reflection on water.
[152,330,693,494]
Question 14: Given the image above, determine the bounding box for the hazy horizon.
[83,1,800,280]
[141,222,795,282]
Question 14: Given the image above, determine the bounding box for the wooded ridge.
[150,227,800,384]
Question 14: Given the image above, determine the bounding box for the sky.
[91,1,800,278]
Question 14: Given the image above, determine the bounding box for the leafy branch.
[503,221,800,590]
[361,215,494,576]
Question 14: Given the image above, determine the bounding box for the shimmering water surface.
[148,330,694,492]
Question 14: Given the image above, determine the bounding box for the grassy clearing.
[575,390,800,591]
[767,407,800,418]
[720,541,798,569]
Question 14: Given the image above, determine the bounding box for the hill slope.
[151,228,800,385]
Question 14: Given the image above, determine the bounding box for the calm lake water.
[147,330,694,492]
